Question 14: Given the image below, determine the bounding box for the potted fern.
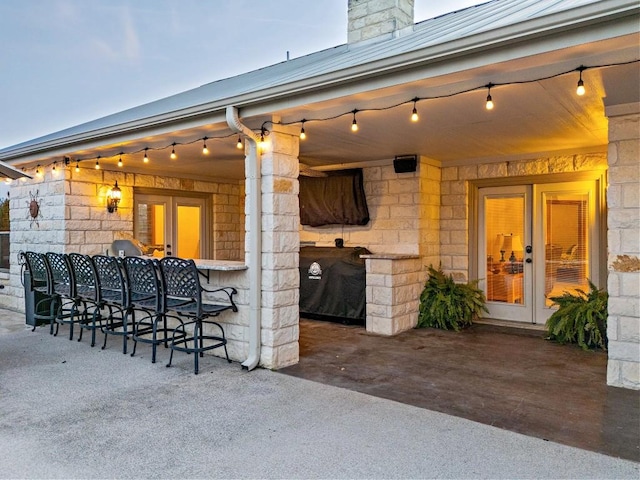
[545,280,608,350]
[417,265,488,331]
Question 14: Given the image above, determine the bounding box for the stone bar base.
[362,254,423,335]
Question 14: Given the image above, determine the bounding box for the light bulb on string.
[75,161,80,173]
[411,98,419,122]
[300,120,306,140]
[52,161,58,175]
[170,143,177,160]
[236,136,243,149]
[95,156,101,170]
[118,153,123,167]
[576,66,586,96]
[202,137,209,155]
[351,110,358,132]
[143,148,149,163]
[485,83,494,110]
[35,164,42,178]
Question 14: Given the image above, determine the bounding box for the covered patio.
[0,0,638,388]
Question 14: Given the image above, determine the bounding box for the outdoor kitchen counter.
[358,253,423,336]
[359,253,420,260]
[191,259,248,271]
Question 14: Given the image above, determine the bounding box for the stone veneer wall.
[364,255,423,335]
[440,153,608,282]
[605,104,640,390]
[257,124,301,369]
[214,183,245,260]
[300,157,440,260]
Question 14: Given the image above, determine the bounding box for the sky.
[0,0,482,150]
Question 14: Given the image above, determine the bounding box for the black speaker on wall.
[393,155,417,173]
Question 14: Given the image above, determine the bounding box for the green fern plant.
[545,280,608,350]
[417,265,488,331]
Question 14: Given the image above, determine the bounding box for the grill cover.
[299,246,370,324]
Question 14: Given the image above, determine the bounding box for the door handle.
[526,258,532,263]
[525,245,532,254]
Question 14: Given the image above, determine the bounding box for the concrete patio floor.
[281,318,640,463]
[0,308,638,479]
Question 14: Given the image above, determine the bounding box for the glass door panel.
[176,204,203,259]
[478,185,532,323]
[534,181,597,323]
[135,197,169,256]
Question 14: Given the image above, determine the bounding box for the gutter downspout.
[226,106,261,371]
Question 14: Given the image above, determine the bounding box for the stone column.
[419,156,441,269]
[258,122,301,369]
[605,102,640,390]
[363,254,422,335]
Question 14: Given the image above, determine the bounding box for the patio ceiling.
[9,32,640,182]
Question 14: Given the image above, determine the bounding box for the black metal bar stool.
[125,256,185,363]
[45,252,82,340]
[68,253,103,347]
[93,254,131,354]
[159,257,237,374]
[21,251,58,333]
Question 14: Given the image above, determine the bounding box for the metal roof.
[1,0,636,159]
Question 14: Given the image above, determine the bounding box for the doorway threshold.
[474,317,546,332]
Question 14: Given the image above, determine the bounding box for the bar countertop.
[192,259,248,271]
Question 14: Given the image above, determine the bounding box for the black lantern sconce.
[106,181,121,213]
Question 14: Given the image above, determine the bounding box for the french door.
[134,194,207,259]
[478,181,598,324]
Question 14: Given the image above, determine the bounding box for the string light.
[75,161,80,173]
[15,60,635,180]
[202,137,209,155]
[35,165,42,178]
[300,120,307,140]
[52,161,58,175]
[170,143,177,160]
[576,65,586,96]
[117,153,123,167]
[485,83,494,110]
[95,156,101,170]
[411,98,419,122]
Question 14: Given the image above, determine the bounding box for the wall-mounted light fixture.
[106,181,122,213]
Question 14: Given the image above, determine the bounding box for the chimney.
[348,0,415,45]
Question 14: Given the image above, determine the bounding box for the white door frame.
[469,171,606,325]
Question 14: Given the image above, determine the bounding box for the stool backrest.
[68,253,100,302]
[123,256,163,312]
[45,252,75,298]
[159,257,201,314]
[93,254,127,307]
[21,251,53,294]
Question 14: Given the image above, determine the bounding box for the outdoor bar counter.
[188,259,248,283]
[190,259,248,271]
